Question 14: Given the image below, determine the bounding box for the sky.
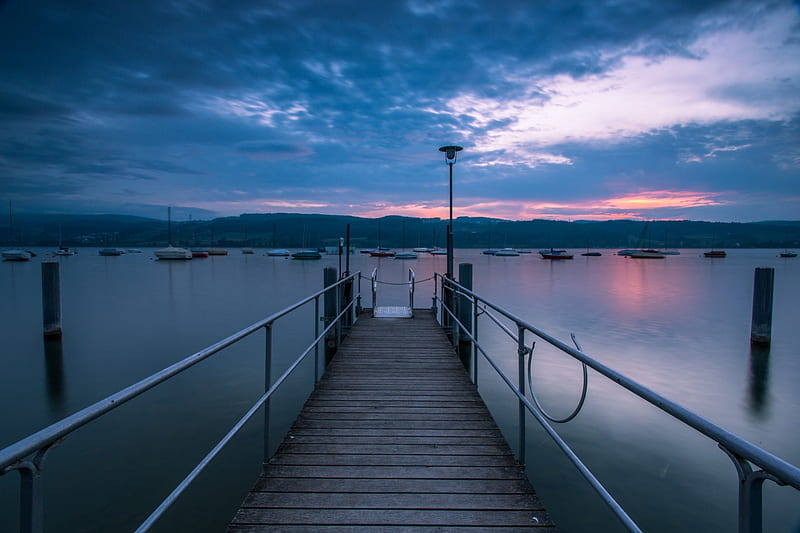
[1,0,799,222]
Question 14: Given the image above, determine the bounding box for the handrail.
[435,273,800,533]
[0,271,361,533]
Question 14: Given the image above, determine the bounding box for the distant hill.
[3,212,799,249]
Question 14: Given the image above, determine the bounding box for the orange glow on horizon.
[184,189,726,221]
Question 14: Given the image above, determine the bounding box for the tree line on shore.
[3,212,799,249]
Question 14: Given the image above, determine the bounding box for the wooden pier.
[227,310,556,532]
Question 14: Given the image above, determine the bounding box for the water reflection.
[747,344,771,418]
[44,338,66,416]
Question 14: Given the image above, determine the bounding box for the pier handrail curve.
[435,273,800,532]
[0,271,361,532]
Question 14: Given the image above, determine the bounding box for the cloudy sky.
[1,0,799,221]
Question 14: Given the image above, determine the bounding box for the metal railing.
[434,273,800,533]
[369,268,416,317]
[0,271,361,533]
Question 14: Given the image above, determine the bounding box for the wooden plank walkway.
[227,310,556,532]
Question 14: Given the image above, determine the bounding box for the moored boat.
[242,247,255,254]
[2,250,32,261]
[207,248,228,256]
[155,245,192,260]
[581,252,602,257]
[540,248,573,259]
[394,251,418,259]
[495,248,520,256]
[369,248,395,257]
[292,249,322,260]
[54,246,77,256]
[191,248,209,258]
[704,250,727,258]
[780,250,797,258]
[266,249,291,256]
[629,249,665,259]
[99,248,125,256]
[482,249,498,255]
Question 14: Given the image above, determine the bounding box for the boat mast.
[167,206,172,246]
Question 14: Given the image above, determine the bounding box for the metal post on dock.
[517,326,526,465]
[41,262,62,338]
[750,267,774,345]
[457,263,473,374]
[323,267,338,365]
[263,323,272,464]
[341,225,353,335]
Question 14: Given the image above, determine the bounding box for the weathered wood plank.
[241,492,545,510]
[250,477,537,494]
[229,527,558,533]
[227,311,556,531]
[269,454,517,467]
[231,508,553,527]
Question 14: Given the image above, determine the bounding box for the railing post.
[324,267,337,365]
[472,294,479,385]
[314,296,320,382]
[371,268,377,317]
[18,457,45,533]
[443,276,453,341]
[457,264,473,373]
[517,325,526,465]
[432,275,438,316]
[356,273,363,315]
[720,445,778,533]
[263,323,272,464]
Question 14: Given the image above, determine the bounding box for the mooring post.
[457,263,473,373]
[41,262,62,338]
[323,267,338,365]
[750,267,774,345]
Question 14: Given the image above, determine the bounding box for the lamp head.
[438,145,463,164]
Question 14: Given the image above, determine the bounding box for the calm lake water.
[1,247,798,532]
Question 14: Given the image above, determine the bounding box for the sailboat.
[395,222,417,259]
[155,207,192,260]
[3,202,31,261]
[369,220,395,257]
[704,231,726,258]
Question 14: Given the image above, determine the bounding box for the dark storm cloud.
[0,0,797,220]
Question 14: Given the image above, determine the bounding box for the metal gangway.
[369,267,416,318]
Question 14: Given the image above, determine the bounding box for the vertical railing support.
[720,445,783,533]
[324,267,337,365]
[263,323,272,464]
[472,295,479,385]
[432,275,438,316]
[356,273,363,315]
[457,263,473,373]
[314,296,320,382]
[517,325,527,465]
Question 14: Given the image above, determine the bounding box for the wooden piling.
[750,267,774,345]
[42,262,62,338]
